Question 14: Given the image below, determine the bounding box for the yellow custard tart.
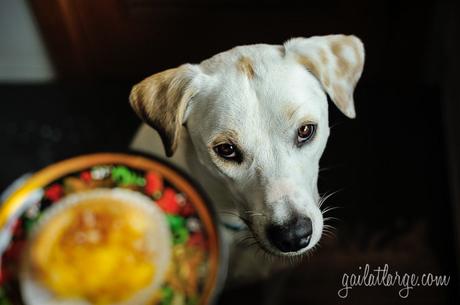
[21,189,171,305]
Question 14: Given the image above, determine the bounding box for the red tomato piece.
[80,171,92,183]
[156,188,180,214]
[45,184,63,202]
[145,172,163,196]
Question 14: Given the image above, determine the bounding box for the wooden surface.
[29,0,437,84]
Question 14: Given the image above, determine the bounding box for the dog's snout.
[266,217,312,252]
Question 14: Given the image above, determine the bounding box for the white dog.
[129,34,364,284]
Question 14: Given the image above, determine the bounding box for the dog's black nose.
[266,217,312,252]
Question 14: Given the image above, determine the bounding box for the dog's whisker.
[323,224,337,233]
[264,250,275,263]
[219,210,252,228]
[319,166,337,173]
[322,230,336,239]
[321,233,335,243]
[236,235,256,247]
[323,216,340,222]
[318,188,343,208]
[319,195,331,208]
[243,210,266,218]
[322,227,337,239]
[283,255,290,265]
[306,249,313,261]
[323,223,336,228]
[218,210,240,217]
[238,216,251,227]
[311,242,322,258]
[255,246,265,261]
[234,230,255,244]
[305,243,318,260]
[321,206,342,215]
[295,252,304,264]
[222,199,338,263]
[329,121,345,129]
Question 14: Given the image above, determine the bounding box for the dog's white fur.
[130,35,364,283]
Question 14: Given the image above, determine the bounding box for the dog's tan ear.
[129,64,200,157]
[285,35,365,118]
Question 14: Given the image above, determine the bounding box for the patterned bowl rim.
[0,151,228,305]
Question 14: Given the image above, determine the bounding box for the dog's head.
[130,35,365,256]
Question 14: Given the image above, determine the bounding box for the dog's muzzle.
[266,216,312,253]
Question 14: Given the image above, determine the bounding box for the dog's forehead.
[199,43,284,74]
[195,44,326,132]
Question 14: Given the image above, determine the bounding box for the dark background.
[1,0,460,304]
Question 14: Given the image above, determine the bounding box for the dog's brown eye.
[213,143,242,162]
[297,124,317,145]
